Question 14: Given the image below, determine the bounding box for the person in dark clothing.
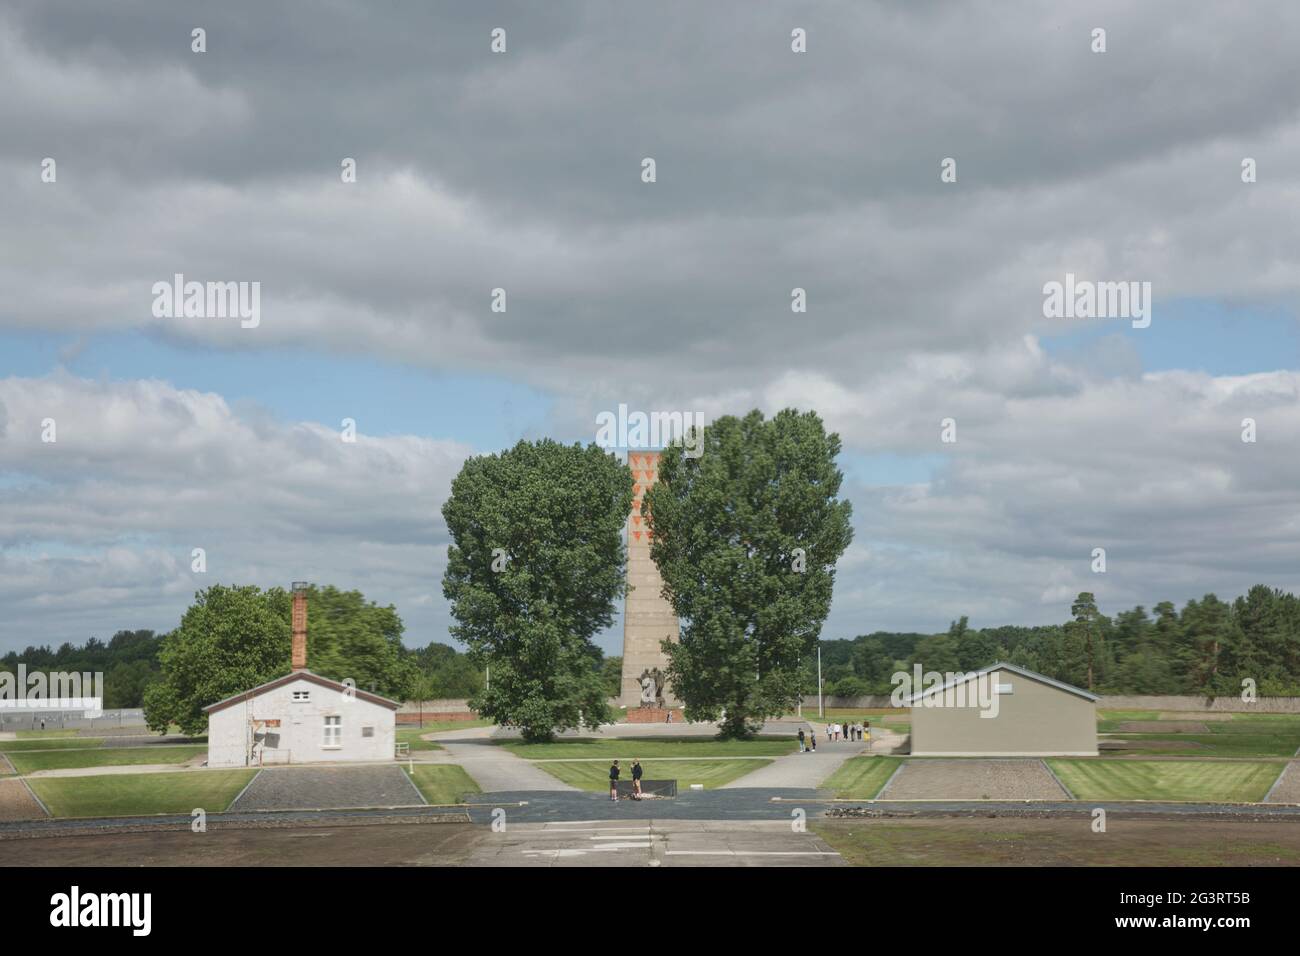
[809,730,817,752]
[609,760,620,801]
[631,759,643,799]
[797,728,806,752]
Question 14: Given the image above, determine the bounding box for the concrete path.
[432,741,580,792]
[26,761,217,779]
[719,739,866,789]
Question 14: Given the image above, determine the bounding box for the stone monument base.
[624,707,685,724]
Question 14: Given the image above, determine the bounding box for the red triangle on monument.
[633,531,642,540]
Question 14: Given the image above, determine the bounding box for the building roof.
[902,661,1100,704]
[202,670,401,714]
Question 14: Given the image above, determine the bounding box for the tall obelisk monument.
[619,450,680,709]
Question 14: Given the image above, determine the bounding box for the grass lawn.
[821,756,903,799]
[501,737,797,759]
[28,769,256,818]
[1096,712,1300,757]
[1049,759,1283,803]
[0,737,108,753]
[1100,733,1300,757]
[395,727,443,752]
[404,764,481,804]
[8,745,206,774]
[537,758,771,790]
[401,718,493,733]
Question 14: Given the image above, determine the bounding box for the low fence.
[396,711,480,725]
[799,694,1300,714]
[0,708,147,731]
[397,699,473,714]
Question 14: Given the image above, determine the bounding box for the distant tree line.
[0,630,162,709]
[813,585,1300,698]
[2,591,621,721]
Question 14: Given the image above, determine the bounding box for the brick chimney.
[291,582,309,670]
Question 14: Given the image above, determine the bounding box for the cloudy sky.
[2,1,1299,656]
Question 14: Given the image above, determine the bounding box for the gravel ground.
[1264,762,1300,804]
[880,759,1069,800]
[0,780,48,821]
[230,765,425,811]
[0,753,15,774]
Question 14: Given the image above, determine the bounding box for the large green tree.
[144,584,291,735]
[646,409,854,738]
[143,584,415,736]
[441,439,632,742]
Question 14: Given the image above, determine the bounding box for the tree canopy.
[646,408,854,737]
[441,439,632,741]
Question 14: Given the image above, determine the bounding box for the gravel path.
[0,779,48,821]
[1264,762,1300,804]
[230,765,426,810]
[880,759,1070,800]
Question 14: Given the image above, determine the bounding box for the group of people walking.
[827,721,867,742]
[796,720,869,753]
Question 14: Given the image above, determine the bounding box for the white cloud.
[0,373,471,648]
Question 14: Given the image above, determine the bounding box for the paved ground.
[1264,761,1300,803]
[426,740,580,791]
[0,779,47,821]
[466,818,844,866]
[229,765,426,811]
[879,758,1070,800]
[27,761,210,779]
[719,739,864,788]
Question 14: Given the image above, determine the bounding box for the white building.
[204,670,399,767]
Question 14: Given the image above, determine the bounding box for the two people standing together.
[608,758,643,801]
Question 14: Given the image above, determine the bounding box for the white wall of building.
[207,675,396,767]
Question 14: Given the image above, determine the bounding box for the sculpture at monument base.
[638,666,667,709]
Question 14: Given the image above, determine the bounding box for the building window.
[362,726,375,738]
[292,690,310,702]
[322,715,341,747]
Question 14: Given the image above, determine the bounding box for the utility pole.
[817,644,824,718]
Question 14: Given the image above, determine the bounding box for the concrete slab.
[229,765,425,811]
[880,759,1070,800]
[465,819,844,867]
